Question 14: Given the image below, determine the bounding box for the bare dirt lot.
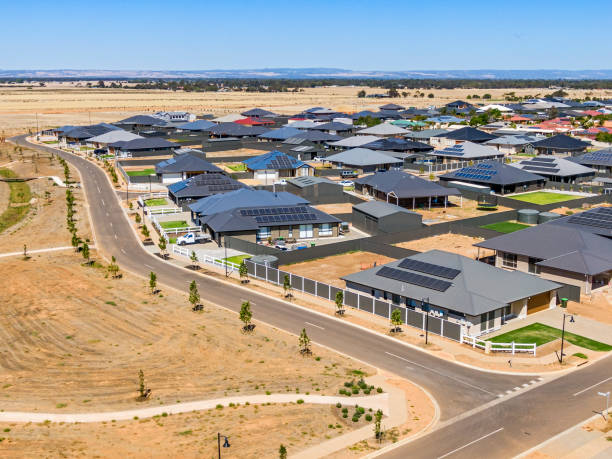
[284,251,395,288]
[568,290,612,325]
[314,203,355,215]
[412,196,511,222]
[1,85,610,135]
[394,234,489,259]
[204,148,266,158]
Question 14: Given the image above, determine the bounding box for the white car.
[338,180,354,187]
[274,179,287,185]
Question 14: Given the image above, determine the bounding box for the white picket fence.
[148,207,182,215]
[463,335,536,355]
[138,192,168,208]
[171,245,241,272]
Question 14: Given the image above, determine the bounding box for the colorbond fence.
[244,260,463,343]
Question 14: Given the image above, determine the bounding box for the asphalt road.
[13,135,612,458]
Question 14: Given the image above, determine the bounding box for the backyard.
[227,163,247,172]
[126,168,156,177]
[486,323,612,351]
[507,191,583,205]
[144,197,168,207]
[480,221,530,233]
[159,220,189,229]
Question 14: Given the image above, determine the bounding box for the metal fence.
[244,260,463,342]
[172,245,241,272]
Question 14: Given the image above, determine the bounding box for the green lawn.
[0,169,31,232]
[144,198,168,207]
[481,221,530,233]
[508,191,582,205]
[223,255,252,265]
[227,163,247,172]
[159,220,188,229]
[42,140,58,144]
[126,169,156,177]
[487,323,612,351]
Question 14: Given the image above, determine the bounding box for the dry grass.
[394,234,487,259]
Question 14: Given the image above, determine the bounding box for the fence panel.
[374,300,389,318]
[316,282,330,300]
[359,295,373,313]
[255,264,267,279]
[303,278,316,295]
[427,316,442,335]
[390,305,406,324]
[290,274,303,291]
[443,321,462,341]
[407,309,423,329]
[278,271,290,286]
[329,286,342,303]
[267,267,278,284]
[345,291,358,308]
[246,260,256,276]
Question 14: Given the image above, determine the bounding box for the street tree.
[299,328,311,355]
[108,255,120,278]
[81,242,90,263]
[190,250,199,269]
[390,308,402,333]
[149,271,157,294]
[239,260,249,283]
[335,290,344,315]
[240,301,253,331]
[279,444,287,459]
[158,236,167,258]
[283,274,292,298]
[189,280,200,309]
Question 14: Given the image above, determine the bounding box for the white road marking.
[437,427,504,459]
[97,186,100,193]
[101,199,105,206]
[573,376,612,396]
[305,322,325,330]
[385,352,495,395]
[144,264,154,269]
[114,234,118,240]
[120,248,126,254]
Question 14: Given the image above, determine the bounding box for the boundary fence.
[244,260,464,343]
[463,335,536,355]
[172,245,241,272]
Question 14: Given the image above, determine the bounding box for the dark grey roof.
[62,124,120,140]
[168,173,246,199]
[440,160,545,186]
[433,127,495,142]
[355,171,459,199]
[208,123,268,137]
[286,131,342,142]
[324,148,404,167]
[241,108,276,117]
[155,154,222,174]
[310,122,353,132]
[258,126,302,140]
[379,103,405,110]
[116,115,163,126]
[189,189,309,216]
[571,148,612,167]
[341,250,559,316]
[404,129,449,140]
[363,137,432,152]
[530,134,591,150]
[288,176,341,188]
[512,156,595,178]
[353,201,420,218]
[177,120,216,131]
[112,137,179,151]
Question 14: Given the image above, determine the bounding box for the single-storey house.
[342,250,560,336]
[189,189,340,245]
[167,173,247,206]
[235,117,275,126]
[155,153,223,184]
[475,207,612,294]
[111,137,180,158]
[208,123,268,138]
[379,103,405,111]
[355,170,460,209]
[428,141,505,164]
[285,176,345,205]
[176,120,216,132]
[257,126,303,141]
[285,130,342,144]
[405,129,449,144]
[59,123,121,147]
[310,121,353,135]
[431,127,496,148]
[484,134,545,155]
[243,150,313,182]
[352,201,423,234]
[241,108,277,118]
[324,148,404,173]
[212,114,246,123]
[571,148,612,174]
[86,130,143,150]
[439,160,546,195]
[327,135,381,150]
[511,156,596,183]
[363,137,433,154]
[356,123,409,137]
[445,100,473,110]
[114,115,168,132]
[529,134,591,156]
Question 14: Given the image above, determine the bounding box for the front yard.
[159,220,189,229]
[144,198,168,207]
[508,191,583,205]
[487,323,612,351]
[126,168,155,177]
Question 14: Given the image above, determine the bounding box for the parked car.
[274,179,287,185]
[340,170,358,178]
[274,239,288,251]
[176,233,210,245]
[338,180,354,187]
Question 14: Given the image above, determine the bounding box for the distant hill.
[1,68,611,80]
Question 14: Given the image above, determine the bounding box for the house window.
[287,227,293,238]
[528,257,541,274]
[257,227,271,240]
[501,252,517,269]
[299,224,313,238]
[392,294,401,304]
[319,223,332,236]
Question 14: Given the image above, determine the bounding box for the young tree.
[149,271,157,294]
[71,232,80,252]
[158,236,167,258]
[335,290,344,315]
[357,90,366,98]
[390,308,402,333]
[239,260,249,283]
[134,213,141,224]
[240,301,253,331]
[189,280,200,309]
[299,328,311,355]
[283,274,292,298]
[374,409,384,441]
[190,250,199,269]
[138,369,150,399]
[142,225,150,238]
[23,243,28,259]
[108,255,120,278]
[81,242,90,263]
[279,444,287,459]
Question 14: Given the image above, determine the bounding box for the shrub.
[216,404,223,410]
[338,389,345,395]
[357,406,365,414]
[363,389,371,395]
[344,381,352,388]
[352,416,359,422]
[376,387,383,393]
[365,414,372,421]
[342,413,348,418]
[336,402,342,408]
[296,399,304,404]
[342,407,348,414]
[351,387,359,394]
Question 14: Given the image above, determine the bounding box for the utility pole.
[559,313,574,364]
[224,237,228,277]
[598,391,609,418]
[422,297,430,345]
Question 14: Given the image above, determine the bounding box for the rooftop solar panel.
[398,259,461,279]
[522,165,561,173]
[375,266,452,292]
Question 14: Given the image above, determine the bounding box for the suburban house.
[110,137,180,158]
[176,120,216,132]
[431,127,495,148]
[155,153,223,184]
[242,150,313,182]
[379,103,405,111]
[241,108,277,118]
[188,189,340,245]
[285,176,345,204]
[167,173,247,206]
[362,137,433,154]
[352,201,423,234]
[439,160,546,195]
[328,135,381,150]
[484,134,545,155]
[405,128,449,144]
[211,114,246,123]
[571,148,612,174]
[355,170,460,209]
[310,121,354,135]
[208,123,268,138]
[235,117,275,126]
[475,207,612,295]
[342,250,560,336]
[114,115,168,132]
[428,141,505,164]
[86,130,143,150]
[324,148,404,173]
[59,123,121,147]
[445,100,473,110]
[511,156,596,183]
[356,123,409,137]
[153,111,196,123]
[529,134,591,156]
[257,126,302,141]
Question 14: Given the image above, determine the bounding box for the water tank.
[517,209,539,224]
[538,212,562,224]
[250,254,279,268]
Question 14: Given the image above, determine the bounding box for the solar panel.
[522,165,560,173]
[376,266,452,292]
[398,259,461,279]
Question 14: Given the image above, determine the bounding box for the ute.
[176,233,210,246]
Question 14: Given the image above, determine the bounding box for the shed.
[352,201,423,235]
[285,176,344,204]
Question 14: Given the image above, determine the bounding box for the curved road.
[13,135,612,458]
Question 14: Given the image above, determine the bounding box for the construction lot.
[412,196,511,222]
[394,233,486,259]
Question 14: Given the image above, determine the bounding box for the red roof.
[509,115,531,122]
[581,110,604,117]
[234,117,275,126]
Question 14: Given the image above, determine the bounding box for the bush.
[344,381,352,388]
[216,404,223,410]
[376,387,383,393]
[342,413,348,418]
[296,399,304,404]
[352,416,359,422]
[365,414,372,421]
[336,402,342,408]
[351,387,359,394]
[363,389,371,395]
[342,407,348,414]
[357,406,365,414]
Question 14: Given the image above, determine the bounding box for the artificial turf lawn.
[223,255,252,264]
[507,191,582,205]
[144,198,167,207]
[227,163,247,171]
[480,221,530,233]
[159,220,188,229]
[126,169,155,177]
[486,323,612,351]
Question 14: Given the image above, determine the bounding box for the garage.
[254,170,278,182]
[527,292,550,314]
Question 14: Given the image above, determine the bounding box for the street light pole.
[598,391,610,418]
[224,237,228,277]
[559,313,575,364]
[217,432,230,458]
[422,297,430,345]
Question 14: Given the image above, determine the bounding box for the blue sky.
[2,0,611,70]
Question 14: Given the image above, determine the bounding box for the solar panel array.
[376,266,452,292]
[398,259,461,279]
[521,157,560,174]
[453,163,498,181]
[269,156,296,169]
[254,213,318,224]
[580,151,612,164]
[567,207,612,230]
[439,144,465,156]
[240,206,308,216]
